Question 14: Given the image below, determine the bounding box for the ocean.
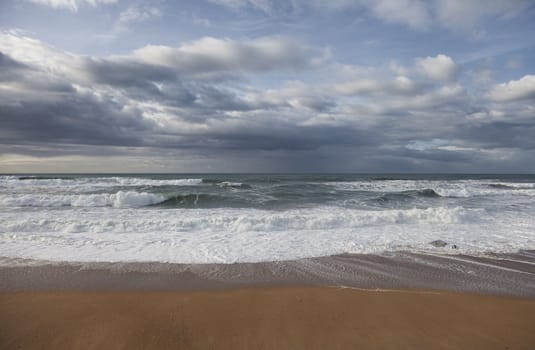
[1,174,535,264]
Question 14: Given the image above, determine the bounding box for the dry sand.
[2,287,535,350]
[2,252,535,349]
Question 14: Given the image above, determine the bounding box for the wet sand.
[2,251,535,349]
[2,287,535,350]
[2,251,535,296]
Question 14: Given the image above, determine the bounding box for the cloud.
[0,95,151,146]
[433,0,531,31]
[362,0,431,30]
[416,54,460,81]
[1,31,534,172]
[0,52,29,81]
[0,32,339,153]
[333,76,426,96]
[208,0,277,13]
[487,75,535,102]
[132,36,329,73]
[367,0,530,32]
[91,4,164,40]
[208,0,530,32]
[209,0,432,29]
[27,0,118,12]
[0,32,87,81]
[119,5,161,24]
[111,4,162,35]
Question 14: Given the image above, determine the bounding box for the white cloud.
[208,0,528,33]
[133,36,329,73]
[406,138,448,151]
[387,83,466,110]
[333,76,422,96]
[487,75,535,102]
[434,0,530,31]
[107,4,162,36]
[363,0,431,30]
[208,0,275,13]
[27,0,118,12]
[211,0,432,29]
[416,54,460,81]
[0,31,87,81]
[119,6,161,24]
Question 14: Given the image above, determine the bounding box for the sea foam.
[0,191,166,208]
[1,175,535,264]
[1,205,532,264]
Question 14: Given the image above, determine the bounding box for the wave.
[488,183,535,190]
[2,176,254,191]
[218,181,251,189]
[199,179,251,188]
[18,176,75,180]
[375,188,441,202]
[329,180,535,198]
[157,194,226,208]
[0,191,166,208]
[1,206,481,234]
[0,190,254,209]
[0,176,203,188]
[0,205,503,263]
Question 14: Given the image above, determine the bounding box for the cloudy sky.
[0,0,534,173]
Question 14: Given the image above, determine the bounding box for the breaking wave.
[1,174,535,263]
[0,191,167,208]
[0,176,203,189]
[1,206,480,234]
[1,205,515,264]
[375,189,441,203]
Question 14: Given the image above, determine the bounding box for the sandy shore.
[2,251,535,349]
[2,287,535,350]
[2,251,535,296]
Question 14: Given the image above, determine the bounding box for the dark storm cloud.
[0,52,29,81]
[0,36,354,153]
[193,86,252,111]
[201,123,379,150]
[458,121,535,150]
[394,147,476,163]
[0,57,151,147]
[1,31,535,172]
[0,96,152,146]
[86,58,178,87]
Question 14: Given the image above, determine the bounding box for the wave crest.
[0,191,166,208]
[375,188,441,202]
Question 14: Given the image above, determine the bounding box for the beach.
[2,0,535,344]
[3,287,535,350]
[2,252,535,349]
[2,174,535,348]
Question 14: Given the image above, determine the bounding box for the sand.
[2,287,535,350]
[2,252,535,349]
[3,251,535,296]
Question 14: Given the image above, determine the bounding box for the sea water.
[1,174,534,263]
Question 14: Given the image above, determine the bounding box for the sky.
[0,0,535,173]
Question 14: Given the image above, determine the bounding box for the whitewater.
[1,174,534,264]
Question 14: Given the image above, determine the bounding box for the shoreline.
[3,251,535,349]
[2,250,535,296]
